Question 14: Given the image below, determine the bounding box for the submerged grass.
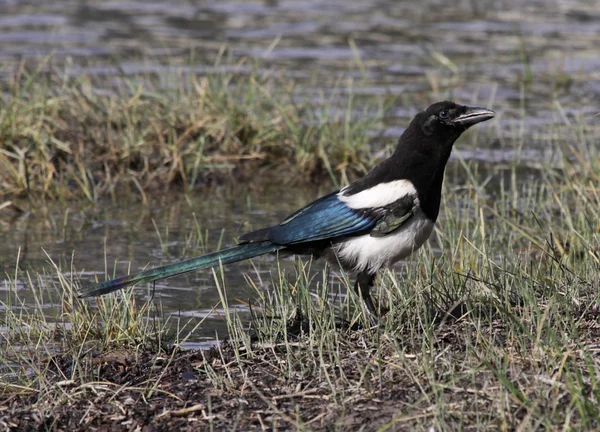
[0,56,388,202]
[2,63,600,429]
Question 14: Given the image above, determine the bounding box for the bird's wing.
[369,194,417,237]
[263,190,417,245]
[264,192,375,244]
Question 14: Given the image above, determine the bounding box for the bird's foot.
[361,297,392,328]
[360,298,382,328]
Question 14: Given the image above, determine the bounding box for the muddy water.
[1,0,599,342]
[0,184,343,344]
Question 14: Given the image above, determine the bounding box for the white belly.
[331,211,434,274]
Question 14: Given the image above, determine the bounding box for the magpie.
[80,101,495,316]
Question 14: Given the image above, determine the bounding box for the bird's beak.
[453,106,495,127]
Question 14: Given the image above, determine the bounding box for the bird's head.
[418,101,495,139]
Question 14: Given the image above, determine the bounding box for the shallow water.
[0,0,598,343]
[0,184,344,342]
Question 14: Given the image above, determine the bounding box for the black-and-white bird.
[81,101,495,317]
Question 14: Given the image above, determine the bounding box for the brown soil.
[1,343,414,432]
[3,306,599,431]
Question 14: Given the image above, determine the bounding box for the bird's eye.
[439,110,449,119]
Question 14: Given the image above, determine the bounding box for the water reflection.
[0,184,337,341]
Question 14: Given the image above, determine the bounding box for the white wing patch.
[339,179,417,209]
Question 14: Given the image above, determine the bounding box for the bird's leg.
[354,271,378,319]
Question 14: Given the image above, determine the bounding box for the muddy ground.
[3,305,600,431]
[1,341,416,431]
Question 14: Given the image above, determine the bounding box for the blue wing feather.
[268,193,377,244]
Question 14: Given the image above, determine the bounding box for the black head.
[384,101,494,222]
[418,101,495,139]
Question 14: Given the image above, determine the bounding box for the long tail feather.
[80,241,284,297]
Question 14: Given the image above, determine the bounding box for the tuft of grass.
[0,56,389,201]
[0,249,210,397]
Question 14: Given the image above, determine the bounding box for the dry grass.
[0,57,387,202]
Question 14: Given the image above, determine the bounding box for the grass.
[2,60,600,429]
[0,56,389,202]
